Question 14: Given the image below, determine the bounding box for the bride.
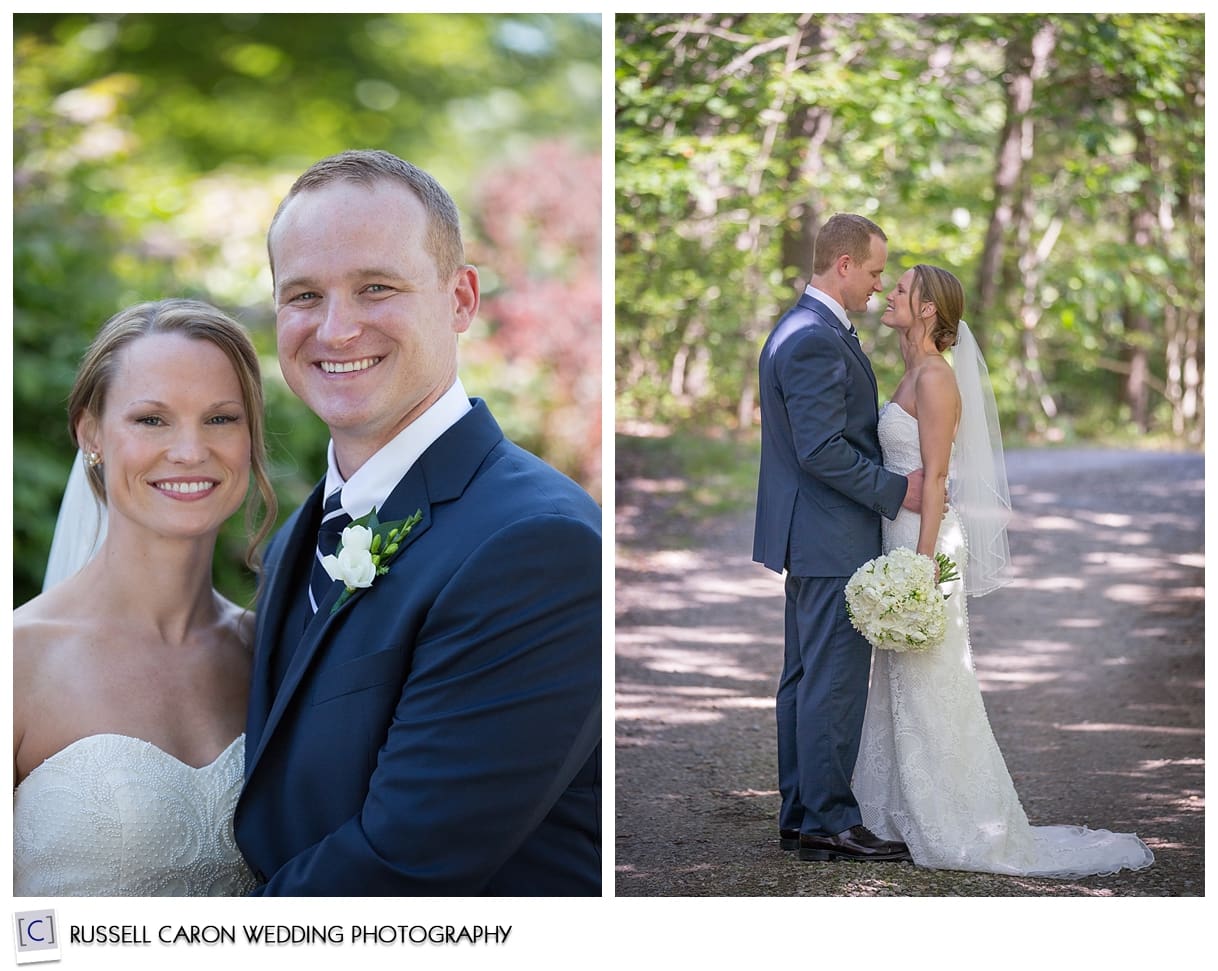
[13,298,277,896]
[852,264,1154,877]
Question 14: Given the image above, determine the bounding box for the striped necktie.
[308,489,351,614]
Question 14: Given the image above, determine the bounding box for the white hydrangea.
[845,547,946,652]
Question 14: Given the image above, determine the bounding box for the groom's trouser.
[777,573,871,836]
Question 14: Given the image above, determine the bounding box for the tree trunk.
[1172,146,1205,444]
[1124,120,1158,432]
[743,16,829,426]
[974,20,1057,322]
[1015,195,1062,427]
[778,104,832,291]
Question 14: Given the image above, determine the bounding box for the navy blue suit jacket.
[753,293,907,576]
[235,399,601,895]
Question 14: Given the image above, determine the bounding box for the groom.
[753,213,918,863]
[234,150,601,894]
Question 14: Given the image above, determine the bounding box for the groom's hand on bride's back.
[901,469,949,517]
[901,469,925,512]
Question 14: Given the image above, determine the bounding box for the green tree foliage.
[14,12,601,607]
[615,13,1203,446]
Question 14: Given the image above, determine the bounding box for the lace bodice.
[13,733,255,896]
[878,401,962,558]
[877,400,926,476]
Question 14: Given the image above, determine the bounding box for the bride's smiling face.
[79,333,251,541]
[881,269,923,332]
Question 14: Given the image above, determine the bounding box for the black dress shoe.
[779,828,800,851]
[798,825,912,863]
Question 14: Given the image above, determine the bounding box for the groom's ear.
[448,264,479,335]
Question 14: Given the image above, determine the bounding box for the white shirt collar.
[804,284,853,332]
[323,378,472,518]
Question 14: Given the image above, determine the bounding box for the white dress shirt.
[322,378,472,518]
[804,285,855,334]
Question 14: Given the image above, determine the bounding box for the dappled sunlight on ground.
[1008,574,1088,591]
[1075,511,1136,528]
[627,476,687,495]
[1131,757,1204,773]
[1055,722,1202,736]
[1024,514,1085,532]
[616,445,1202,896]
[1081,551,1169,570]
[618,636,775,671]
[684,574,783,603]
[617,681,775,727]
[1104,583,1203,604]
[618,627,765,649]
[974,671,1061,688]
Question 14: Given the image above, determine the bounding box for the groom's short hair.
[812,213,886,275]
[267,149,466,281]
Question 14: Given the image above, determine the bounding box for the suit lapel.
[245,484,323,777]
[843,327,880,406]
[798,293,880,409]
[244,399,506,781]
[414,398,505,505]
[247,486,322,739]
[245,463,434,777]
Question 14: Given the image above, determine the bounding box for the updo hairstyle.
[909,264,964,351]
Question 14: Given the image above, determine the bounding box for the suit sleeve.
[250,512,601,895]
[780,328,907,518]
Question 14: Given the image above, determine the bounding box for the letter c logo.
[26,919,45,943]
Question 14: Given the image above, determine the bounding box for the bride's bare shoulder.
[13,584,99,762]
[16,588,77,642]
[14,583,98,671]
[915,356,961,403]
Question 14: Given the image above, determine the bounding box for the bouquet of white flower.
[844,548,957,653]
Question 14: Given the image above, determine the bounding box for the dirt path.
[615,447,1203,896]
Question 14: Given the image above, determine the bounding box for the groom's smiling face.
[270,179,479,477]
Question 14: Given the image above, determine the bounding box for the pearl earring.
[85,450,102,467]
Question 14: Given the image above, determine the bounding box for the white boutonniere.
[322,508,423,614]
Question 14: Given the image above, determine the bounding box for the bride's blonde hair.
[67,298,277,572]
[909,264,965,352]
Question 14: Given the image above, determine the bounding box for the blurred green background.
[15,12,601,607]
[616,13,1203,511]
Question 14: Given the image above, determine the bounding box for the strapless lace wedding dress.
[13,733,255,896]
[852,402,1153,877]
